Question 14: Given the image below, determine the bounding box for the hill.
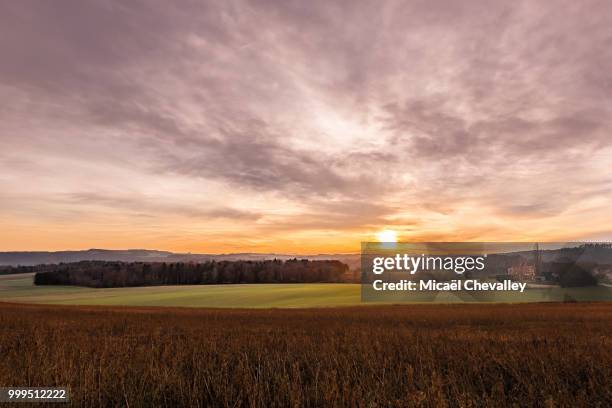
[0,249,359,268]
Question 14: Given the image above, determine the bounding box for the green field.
[0,273,361,308]
[2,273,611,307]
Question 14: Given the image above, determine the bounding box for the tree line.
[33,259,351,287]
[0,265,39,275]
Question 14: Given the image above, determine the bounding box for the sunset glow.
[1,1,612,253]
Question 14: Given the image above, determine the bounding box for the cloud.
[1,0,612,251]
[65,192,261,221]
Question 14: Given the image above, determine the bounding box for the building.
[508,262,536,281]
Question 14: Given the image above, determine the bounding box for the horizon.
[3,241,611,256]
[0,247,360,256]
[2,1,612,253]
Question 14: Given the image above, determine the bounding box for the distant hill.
[0,249,174,266]
[0,249,360,268]
[513,245,612,264]
[2,245,610,275]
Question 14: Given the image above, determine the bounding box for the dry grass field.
[0,302,611,407]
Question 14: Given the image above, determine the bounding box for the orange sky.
[1,1,612,253]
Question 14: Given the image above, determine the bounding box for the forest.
[32,259,351,287]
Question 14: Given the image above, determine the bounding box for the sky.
[1,0,612,253]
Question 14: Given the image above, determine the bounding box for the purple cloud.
[1,0,611,250]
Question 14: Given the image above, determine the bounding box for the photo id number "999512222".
[0,387,68,402]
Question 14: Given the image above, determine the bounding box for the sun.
[376,229,398,243]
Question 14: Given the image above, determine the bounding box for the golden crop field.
[0,302,610,407]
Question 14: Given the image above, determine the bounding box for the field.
[0,302,610,407]
[0,273,360,308]
[2,273,612,308]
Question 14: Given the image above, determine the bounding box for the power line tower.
[534,242,541,276]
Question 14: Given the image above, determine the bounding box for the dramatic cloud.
[1,0,611,252]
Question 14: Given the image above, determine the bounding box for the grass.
[2,273,611,308]
[0,302,610,407]
[0,273,361,308]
